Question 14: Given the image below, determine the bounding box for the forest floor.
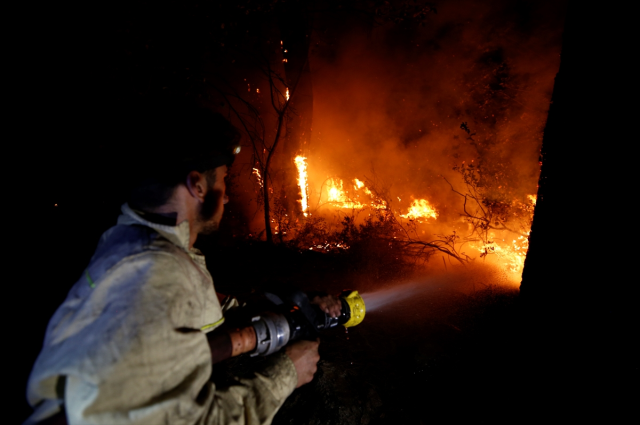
[204,238,526,424]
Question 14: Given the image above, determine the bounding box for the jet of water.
[361,279,440,313]
[360,264,516,313]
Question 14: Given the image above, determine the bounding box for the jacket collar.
[118,203,192,252]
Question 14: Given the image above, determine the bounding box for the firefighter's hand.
[285,339,320,388]
[311,295,342,318]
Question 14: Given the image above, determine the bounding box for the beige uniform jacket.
[25,204,297,425]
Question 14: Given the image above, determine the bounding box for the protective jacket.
[25,204,297,425]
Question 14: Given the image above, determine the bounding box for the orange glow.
[400,199,438,222]
[473,232,530,275]
[295,156,309,217]
[240,2,562,287]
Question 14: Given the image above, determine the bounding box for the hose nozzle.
[340,290,366,328]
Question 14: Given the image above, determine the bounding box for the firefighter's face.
[198,165,229,235]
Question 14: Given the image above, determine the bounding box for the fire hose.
[207,290,366,363]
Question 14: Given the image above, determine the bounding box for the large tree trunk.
[520,2,634,417]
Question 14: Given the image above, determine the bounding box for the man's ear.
[185,171,207,202]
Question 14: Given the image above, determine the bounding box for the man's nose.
[223,195,229,204]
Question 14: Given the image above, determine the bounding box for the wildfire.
[285,88,290,101]
[252,168,263,188]
[286,156,531,283]
[325,178,385,209]
[474,232,530,275]
[327,178,360,207]
[295,156,309,217]
[353,178,373,196]
[400,199,438,222]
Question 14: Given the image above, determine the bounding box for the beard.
[197,189,224,235]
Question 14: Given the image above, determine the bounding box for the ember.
[252,168,263,188]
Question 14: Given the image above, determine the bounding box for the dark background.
[11,0,636,422]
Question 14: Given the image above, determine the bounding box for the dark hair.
[125,101,240,210]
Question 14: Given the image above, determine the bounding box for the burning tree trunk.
[277,6,314,220]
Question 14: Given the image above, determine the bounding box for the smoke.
[225,0,567,281]
[305,0,565,226]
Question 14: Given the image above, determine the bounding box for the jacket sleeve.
[28,251,297,425]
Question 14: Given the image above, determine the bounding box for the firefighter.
[24,103,338,425]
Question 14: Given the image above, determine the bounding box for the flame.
[285,88,290,101]
[327,178,348,203]
[400,199,438,222]
[473,232,530,275]
[289,157,533,281]
[326,178,386,209]
[252,168,263,188]
[326,178,367,209]
[528,194,537,206]
[352,178,374,196]
[295,156,309,217]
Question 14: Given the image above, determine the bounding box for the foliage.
[276,195,469,280]
[446,145,535,259]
